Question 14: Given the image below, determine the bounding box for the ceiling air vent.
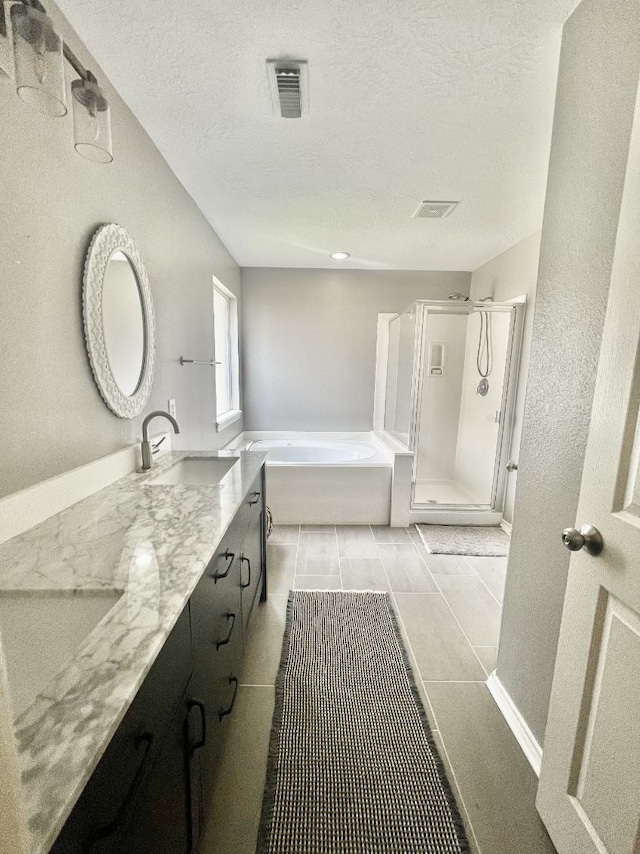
[267,60,308,118]
[413,201,459,219]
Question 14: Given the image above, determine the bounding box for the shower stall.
[384,299,523,524]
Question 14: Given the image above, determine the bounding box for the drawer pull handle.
[248,491,261,506]
[240,556,251,589]
[84,732,154,848]
[219,677,239,720]
[187,699,206,753]
[216,612,236,649]
[212,550,234,582]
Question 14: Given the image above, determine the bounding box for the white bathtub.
[225,433,395,524]
[247,439,379,464]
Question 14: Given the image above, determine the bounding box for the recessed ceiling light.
[330,251,350,260]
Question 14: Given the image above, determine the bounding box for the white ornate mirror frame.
[82,223,156,418]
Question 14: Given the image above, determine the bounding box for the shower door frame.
[407,300,524,519]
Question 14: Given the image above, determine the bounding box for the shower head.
[448,293,469,301]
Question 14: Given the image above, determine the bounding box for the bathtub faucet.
[140,410,180,470]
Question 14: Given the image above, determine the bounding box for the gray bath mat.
[416,524,509,556]
[257,591,470,854]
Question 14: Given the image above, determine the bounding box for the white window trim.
[216,408,242,431]
[212,276,241,432]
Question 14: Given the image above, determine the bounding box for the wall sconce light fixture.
[1,0,113,162]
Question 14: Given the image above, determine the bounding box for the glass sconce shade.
[11,3,67,117]
[72,73,113,163]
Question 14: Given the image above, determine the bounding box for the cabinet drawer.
[191,554,242,677]
[232,473,263,540]
[118,695,192,854]
[240,507,265,633]
[198,610,243,797]
[212,617,243,720]
[51,607,192,853]
[190,546,245,798]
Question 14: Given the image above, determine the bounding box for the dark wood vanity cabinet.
[189,534,244,817]
[189,468,266,824]
[123,691,202,854]
[50,606,196,854]
[51,467,266,854]
[238,475,266,634]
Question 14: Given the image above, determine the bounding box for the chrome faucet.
[140,410,180,471]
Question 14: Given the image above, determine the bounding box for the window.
[212,278,241,431]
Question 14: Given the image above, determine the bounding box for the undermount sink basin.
[148,456,238,486]
[0,589,123,718]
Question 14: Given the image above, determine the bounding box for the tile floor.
[198,525,557,854]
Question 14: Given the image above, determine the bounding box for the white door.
[536,91,640,853]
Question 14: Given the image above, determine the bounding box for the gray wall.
[241,269,470,431]
[496,0,640,745]
[0,2,241,499]
[470,232,541,524]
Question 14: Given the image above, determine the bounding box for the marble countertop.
[0,450,266,854]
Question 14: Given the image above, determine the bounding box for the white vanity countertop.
[0,450,267,854]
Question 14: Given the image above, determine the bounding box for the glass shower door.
[412,303,518,508]
[384,308,416,446]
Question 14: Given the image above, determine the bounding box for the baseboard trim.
[486,671,542,777]
[500,519,512,536]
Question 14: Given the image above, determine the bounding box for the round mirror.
[83,224,156,418]
[102,251,145,396]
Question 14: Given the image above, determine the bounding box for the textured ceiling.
[58,0,578,271]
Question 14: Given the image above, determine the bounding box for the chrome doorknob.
[561,525,604,556]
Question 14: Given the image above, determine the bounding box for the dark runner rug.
[257,591,470,853]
